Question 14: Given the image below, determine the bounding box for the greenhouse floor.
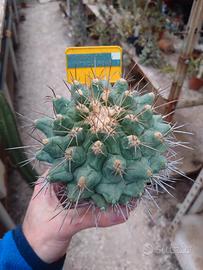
[7,1,203,270]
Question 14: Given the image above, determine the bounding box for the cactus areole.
[35,78,172,210]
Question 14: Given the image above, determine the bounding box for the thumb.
[32,170,60,207]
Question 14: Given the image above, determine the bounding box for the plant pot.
[89,34,99,40]
[135,43,144,56]
[21,2,28,8]
[191,49,202,60]
[158,38,175,54]
[158,30,165,40]
[188,77,203,91]
[127,35,138,45]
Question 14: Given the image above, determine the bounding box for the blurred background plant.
[70,0,87,45]
[187,54,203,90]
[139,37,164,68]
[89,21,118,45]
[188,55,203,78]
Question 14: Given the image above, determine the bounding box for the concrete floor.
[12,1,198,269]
[15,1,71,122]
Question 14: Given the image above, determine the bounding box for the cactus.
[0,93,38,183]
[139,38,164,68]
[32,77,183,213]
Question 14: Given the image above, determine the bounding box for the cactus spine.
[34,77,175,211]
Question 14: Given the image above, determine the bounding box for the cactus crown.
[34,77,173,210]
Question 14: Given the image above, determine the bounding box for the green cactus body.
[35,78,173,210]
[35,117,54,138]
[48,161,73,183]
[86,141,107,171]
[53,96,71,114]
[53,114,74,136]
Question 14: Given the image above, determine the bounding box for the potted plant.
[188,56,203,91]
[134,35,145,56]
[139,37,164,68]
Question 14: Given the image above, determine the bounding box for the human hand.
[23,170,133,264]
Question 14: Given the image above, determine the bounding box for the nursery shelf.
[82,1,203,109]
[82,0,106,23]
[122,41,203,108]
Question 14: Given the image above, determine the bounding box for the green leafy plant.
[187,55,203,90]
[159,64,175,74]
[188,56,203,78]
[32,77,179,212]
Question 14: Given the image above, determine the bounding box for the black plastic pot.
[127,35,138,45]
[135,43,144,56]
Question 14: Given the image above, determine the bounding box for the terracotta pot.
[21,2,28,8]
[191,49,202,60]
[158,31,165,40]
[158,38,175,54]
[188,77,203,91]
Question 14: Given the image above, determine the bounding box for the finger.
[77,201,137,228]
[94,206,129,227]
[70,205,130,234]
[33,169,49,193]
[32,170,60,206]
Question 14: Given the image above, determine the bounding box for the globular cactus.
[34,77,174,211]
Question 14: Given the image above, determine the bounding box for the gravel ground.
[8,1,203,269]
